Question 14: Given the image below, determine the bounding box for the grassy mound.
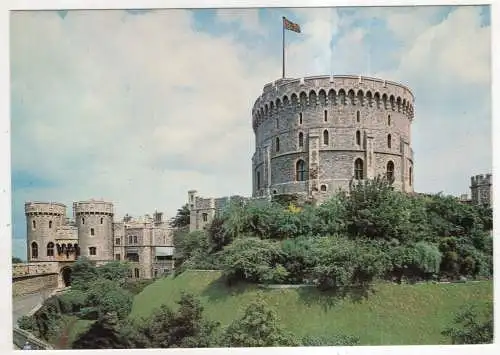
[130,271,493,345]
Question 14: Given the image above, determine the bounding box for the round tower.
[251,75,415,199]
[73,200,114,263]
[25,202,67,262]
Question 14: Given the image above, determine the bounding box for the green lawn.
[130,271,493,345]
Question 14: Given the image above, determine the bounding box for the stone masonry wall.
[12,274,58,298]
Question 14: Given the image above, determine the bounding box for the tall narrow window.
[296,160,307,181]
[133,236,138,244]
[257,171,261,189]
[47,242,54,257]
[202,213,208,222]
[134,268,140,278]
[129,236,133,244]
[323,130,329,145]
[49,221,52,229]
[276,119,279,129]
[356,130,361,146]
[388,114,391,126]
[100,217,103,224]
[275,137,280,152]
[32,220,36,229]
[82,217,85,224]
[299,112,303,125]
[387,134,392,148]
[89,247,96,256]
[386,161,395,181]
[90,228,95,236]
[356,110,360,122]
[298,132,304,147]
[31,242,38,259]
[324,110,328,122]
[354,158,364,180]
[115,238,120,245]
[409,167,413,186]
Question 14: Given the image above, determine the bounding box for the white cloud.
[214,8,264,35]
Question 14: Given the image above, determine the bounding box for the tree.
[169,204,190,229]
[72,312,127,349]
[84,278,134,320]
[442,301,493,344]
[12,256,24,264]
[70,257,99,291]
[97,261,130,287]
[222,299,299,347]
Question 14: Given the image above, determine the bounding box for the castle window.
[31,242,38,259]
[409,167,413,186]
[354,158,364,180]
[386,161,395,181]
[128,236,133,244]
[388,114,391,126]
[134,268,140,278]
[324,110,328,122]
[356,130,361,146]
[272,190,278,195]
[296,159,307,181]
[356,110,360,122]
[298,132,304,148]
[257,171,261,189]
[115,238,120,245]
[47,242,54,257]
[32,220,36,229]
[133,236,138,244]
[320,184,327,192]
[275,137,280,152]
[89,247,96,256]
[100,217,103,224]
[299,112,303,125]
[82,217,85,224]
[276,118,279,129]
[90,228,95,236]
[387,134,392,148]
[49,221,52,229]
[115,254,121,261]
[202,213,208,222]
[323,130,329,145]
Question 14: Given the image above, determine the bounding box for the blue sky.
[10,6,491,259]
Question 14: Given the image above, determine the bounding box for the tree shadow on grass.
[296,284,376,312]
[200,275,256,302]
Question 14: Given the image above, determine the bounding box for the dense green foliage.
[175,178,493,289]
[169,203,190,228]
[442,300,494,344]
[12,256,24,264]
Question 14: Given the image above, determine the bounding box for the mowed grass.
[130,271,493,345]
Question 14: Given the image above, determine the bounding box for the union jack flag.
[283,17,301,33]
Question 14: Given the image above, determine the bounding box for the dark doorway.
[61,267,72,287]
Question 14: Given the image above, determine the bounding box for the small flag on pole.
[283,17,301,33]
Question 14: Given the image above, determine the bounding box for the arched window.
[275,137,280,152]
[47,242,54,257]
[354,158,364,180]
[356,110,360,122]
[32,220,36,229]
[409,167,413,186]
[49,221,52,229]
[356,130,361,146]
[324,110,328,122]
[323,130,329,145]
[386,161,395,181]
[296,160,307,181]
[299,112,303,125]
[320,184,327,192]
[387,134,392,148]
[90,228,95,236]
[388,114,391,126]
[31,242,38,259]
[100,217,103,224]
[82,217,85,224]
[89,247,97,256]
[298,132,304,148]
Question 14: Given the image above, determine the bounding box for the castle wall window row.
[31,241,38,259]
[47,242,54,257]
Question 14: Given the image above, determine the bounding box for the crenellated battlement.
[24,202,66,216]
[471,174,492,186]
[73,199,114,216]
[252,75,415,131]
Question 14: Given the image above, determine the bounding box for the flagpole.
[282,16,285,79]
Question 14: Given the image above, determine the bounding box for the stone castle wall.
[470,174,492,207]
[251,75,415,198]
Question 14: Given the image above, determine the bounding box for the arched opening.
[82,217,85,224]
[354,158,364,180]
[49,221,52,228]
[388,114,391,126]
[256,171,261,189]
[386,161,395,181]
[323,130,329,145]
[100,217,103,224]
[47,242,54,257]
[32,220,36,229]
[320,184,327,192]
[296,160,307,181]
[275,137,280,152]
[324,110,328,122]
[61,267,72,287]
[356,130,361,146]
[387,134,392,148]
[299,112,303,125]
[31,241,38,259]
[356,110,360,122]
[409,167,413,186]
[298,132,304,147]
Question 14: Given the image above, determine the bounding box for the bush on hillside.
[442,301,493,344]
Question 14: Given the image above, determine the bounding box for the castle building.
[470,174,492,207]
[189,75,416,231]
[25,200,174,285]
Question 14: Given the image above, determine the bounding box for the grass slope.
[130,271,493,345]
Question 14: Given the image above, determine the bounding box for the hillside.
[130,270,493,345]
